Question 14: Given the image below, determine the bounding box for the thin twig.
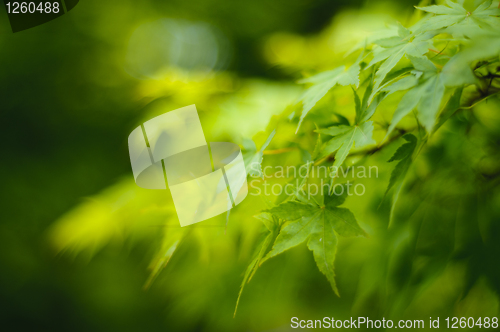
[314,129,408,166]
[460,92,500,110]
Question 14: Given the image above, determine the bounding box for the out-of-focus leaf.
[385,134,418,224]
[433,87,464,133]
[382,75,419,96]
[145,227,186,289]
[48,180,176,255]
[312,124,323,160]
[297,64,360,132]
[243,130,276,178]
[442,29,500,86]
[385,55,446,138]
[234,213,279,317]
[415,0,500,34]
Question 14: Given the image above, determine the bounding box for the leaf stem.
[314,129,408,166]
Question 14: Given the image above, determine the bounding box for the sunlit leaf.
[261,184,366,294]
[415,0,500,34]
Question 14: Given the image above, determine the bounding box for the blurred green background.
[1,0,499,331]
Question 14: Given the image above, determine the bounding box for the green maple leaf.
[385,55,446,138]
[367,23,434,97]
[297,64,360,132]
[317,122,375,177]
[415,0,500,34]
[313,81,378,176]
[384,134,417,224]
[260,184,366,294]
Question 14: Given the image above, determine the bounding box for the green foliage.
[261,183,366,294]
[46,0,500,326]
[244,0,500,304]
[368,24,434,95]
[415,0,500,34]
